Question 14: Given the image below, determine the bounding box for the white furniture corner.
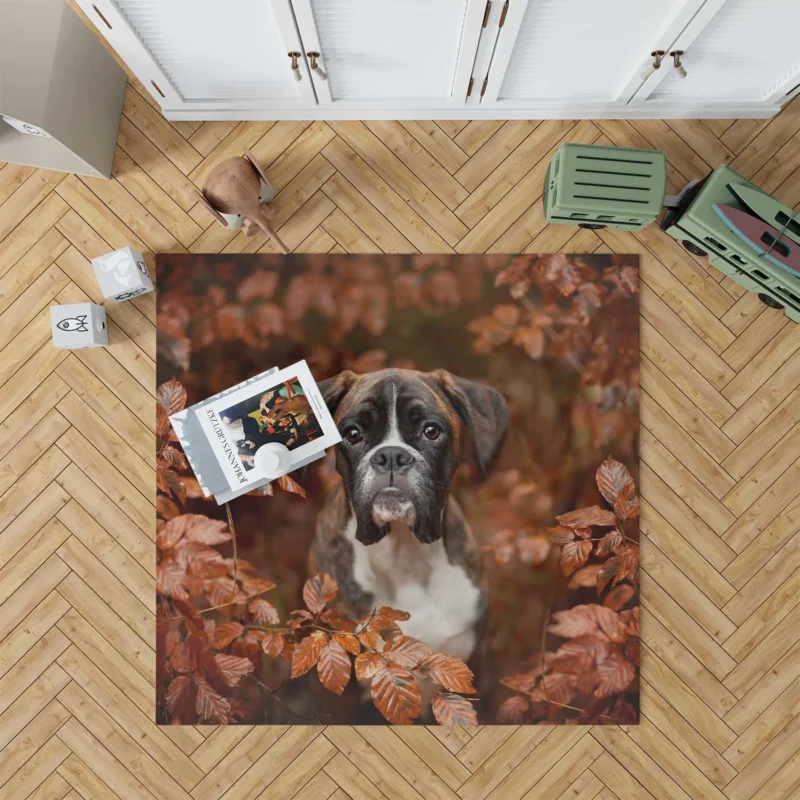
[76,0,800,121]
[0,0,127,178]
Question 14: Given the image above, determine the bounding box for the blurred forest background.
[156,253,640,724]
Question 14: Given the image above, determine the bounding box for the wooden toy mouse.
[197,149,289,253]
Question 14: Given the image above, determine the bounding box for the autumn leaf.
[595,530,624,559]
[594,651,635,698]
[549,635,612,674]
[614,481,639,522]
[596,458,635,507]
[355,652,384,681]
[547,525,576,546]
[517,534,551,565]
[317,639,352,696]
[382,636,431,670]
[432,692,478,726]
[157,378,187,416]
[358,629,385,652]
[568,564,603,589]
[417,653,476,694]
[500,673,538,694]
[548,605,627,643]
[195,676,231,724]
[165,675,194,720]
[248,598,280,626]
[303,573,338,615]
[158,514,231,549]
[321,608,357,632]
[215,653,254,687]
[276,473,306,497]
[241,576,277,596]
[210,622,244,650]
[332,632,360,655]
[371,607,411,626]
[260,633,285,658]
[560,539,593,576]
[371,663,422,725]
[157,558,188,601]
[604,583,635,610]
[497,695,530,723]
[533,672,579,706]
[556,506,617,529]
[291,631,327,678]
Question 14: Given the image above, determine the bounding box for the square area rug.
[156,253,640,726]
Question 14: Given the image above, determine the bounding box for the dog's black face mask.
[319,369,509,546]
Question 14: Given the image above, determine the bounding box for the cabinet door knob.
[670,50,687,79]
[640,50,665,80]
[307,52,328,81]
[288,52,302,81]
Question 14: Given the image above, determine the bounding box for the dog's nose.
[370,446,413,473]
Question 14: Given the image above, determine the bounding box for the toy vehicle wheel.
[758,293,784,310]
[682,240,707,257]
[578,223,606,229]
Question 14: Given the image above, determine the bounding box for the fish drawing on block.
[57,315,89,332]
[712,204,800,277]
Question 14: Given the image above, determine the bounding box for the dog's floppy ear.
[318,370,358,416]
[433,371,509,478]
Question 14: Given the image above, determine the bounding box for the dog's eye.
[343,426,363,444]
[422,424,441,441]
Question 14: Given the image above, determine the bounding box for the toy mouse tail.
[253,213,289,254]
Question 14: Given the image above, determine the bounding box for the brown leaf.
[276,473,306,497]
[156,558,188,601]
[596,458,635,507]
[261,632,285,658]
[615,544,640,585]
[248,598,280,626]
[556,506,617,529]
[604,583,635,610]
[497,695,530,723]
[291,631,327,678]
[597,559,619,593]
[500,673,538,694]
[157,378,187,416]
[210,622,244,650]
[614,481,639,522]
[303,573,338,615]
[195,676,231,724]
[549,635,612,674]
[157,496,180,520]
[621,606,640,637]
[560,540,593,576]
[371,607,411,626]
[547,525,575,546]
[371,664,422,725]
[159,514,231,549]
[355,652,384,681]
[432,692,478,726]
[594,651,636,698]
[517,534,552,565]
[417,653,476,694]
[333,632,361,655]
[382,636,431,670]
[321,609,357,632]
[568,564,603,588]
[595,531,624,559]
[358,629,385,651]
[165,675,195,720]
[317,639,352,696]
[241,576,277,595]
[214,653,254,687]
[532,672,578,706]
[548,605,627,643]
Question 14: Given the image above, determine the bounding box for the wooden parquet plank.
[2,67,800,800]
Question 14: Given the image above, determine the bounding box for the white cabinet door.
[632,0,800,109]
[479,0,706,111]
[76,0,316,112]
[290,0,486,109]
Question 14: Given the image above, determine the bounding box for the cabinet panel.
[77,0,314,110]
[647,0,800,103]
[292,0,485,105]
[489,0,693,104]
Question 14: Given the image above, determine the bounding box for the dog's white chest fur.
[345,516,480,661]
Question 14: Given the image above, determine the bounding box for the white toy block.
[91,246,154,302]
[51,303,107,349]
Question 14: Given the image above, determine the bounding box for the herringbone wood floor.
[2,70,800,800]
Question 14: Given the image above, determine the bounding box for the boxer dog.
[310,368,509,663]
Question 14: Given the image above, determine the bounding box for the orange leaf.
[604,583,635,610]
[614,481,639,522]
[248,598,280,625]
[321,608,357,632]
[548,605,627,643]
[432,692,478,726]
[276,473,306,497]
[317,639,352,696]
[214,653,254,687]
[355,652,384,681]
[594,651,636,698]
[157,378,187,416]
[157,558,188,601]
[210,622,244,650]
[260,633,285,658]
[497,695,530,723]
[596,458,635,507]
[371,664,422,725]
[194,676,230,724]
[568,564,603,589]
[595,531,623,559]
[333,632,361,655]
[291,631,327,678]
[382,636,431,670]
[303,573,338,615]
[560,540,592,576]
[358,629,385,651]
[159,514,231,549]
[417,653,476,694]
[556,506,616,529]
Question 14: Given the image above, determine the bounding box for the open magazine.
[169,360,341,504]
